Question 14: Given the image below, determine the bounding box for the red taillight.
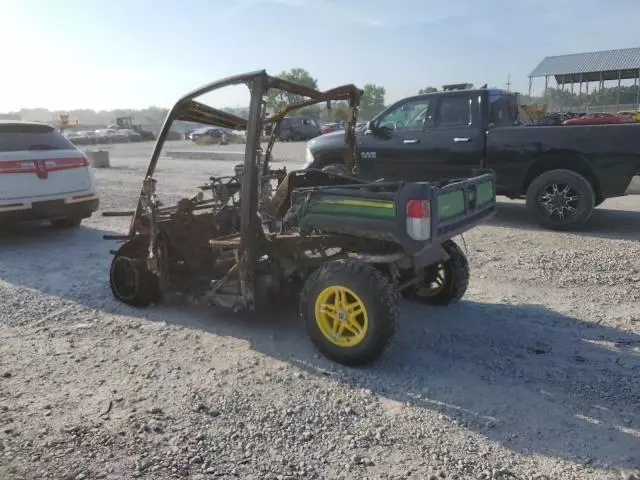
[0,161,32,174]
[407,199,430,219]
[406,199,431,241]
[0,157,88,174]
[53,157,89,169]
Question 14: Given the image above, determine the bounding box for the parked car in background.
[617,110,640,122]
[189,127,229,144]
[562,112,624,125]
[320,122,344,134]
[264,116,321,141]
[0,121,99,227]
[116,128,143,142]
[278,116,321,141]
[95,128,119,139]
[63,130,85,141]
[78,130,99,144]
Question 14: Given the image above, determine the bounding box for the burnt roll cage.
[117,70,363,310]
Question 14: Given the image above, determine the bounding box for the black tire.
[525,169,595,230]
[109,238,160,307]
[321,163,352,177]
[51,217,82,228]
[299,259,399,366]
[406,239,469,306]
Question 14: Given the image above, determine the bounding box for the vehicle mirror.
[364,121,375,135]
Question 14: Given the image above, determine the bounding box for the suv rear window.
[0,124,76,152]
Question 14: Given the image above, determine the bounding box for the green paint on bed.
[437,190,466,219]
[308,196,396,218]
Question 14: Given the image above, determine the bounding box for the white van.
[0,121,99,228]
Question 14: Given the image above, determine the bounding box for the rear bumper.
[0,197,99,224]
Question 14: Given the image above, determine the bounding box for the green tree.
[418,86,438,94]
[322,100,349,122]
[360,84,386,121]
[298,105,323,120]
[265,68,318,109]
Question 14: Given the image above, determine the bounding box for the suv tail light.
[406,199,431,240]
[0,157,88,174]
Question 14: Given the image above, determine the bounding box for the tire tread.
[299,259,399,365]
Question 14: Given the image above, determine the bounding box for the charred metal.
[104,69,497,365]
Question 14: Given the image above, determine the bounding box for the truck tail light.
[406,199,431,240]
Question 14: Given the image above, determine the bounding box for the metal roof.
[530,47,640,83]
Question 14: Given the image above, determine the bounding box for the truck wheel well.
[523,159,602,204]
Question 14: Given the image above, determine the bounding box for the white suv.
[0,121,99,228]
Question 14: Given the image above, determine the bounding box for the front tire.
[406,239,469,306]
[526,169,595,230]
[300,259,399,366]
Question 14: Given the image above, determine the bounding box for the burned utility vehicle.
[105,70,497,365]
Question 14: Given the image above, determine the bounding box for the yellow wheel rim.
[417,263,446,297]
[314,285,368,347]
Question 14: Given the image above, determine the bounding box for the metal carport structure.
[529,47,640,111]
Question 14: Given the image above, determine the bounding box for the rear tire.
[51,217,82,228]
[300,259,399,366]
[526,169,595,230]
[109,238,160,307]
[406,239,469,306]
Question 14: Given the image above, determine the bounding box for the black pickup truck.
[303,87,640,230]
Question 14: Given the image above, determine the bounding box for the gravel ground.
[1,141,639,480]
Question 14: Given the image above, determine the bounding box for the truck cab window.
[489,93,519,126]
[377,99,430,132]
[435,96,471,128]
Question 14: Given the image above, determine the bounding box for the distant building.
[529,46,640,111]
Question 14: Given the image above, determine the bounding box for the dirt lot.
[1,142,639,480]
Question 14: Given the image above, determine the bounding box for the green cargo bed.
[286,171,497,255]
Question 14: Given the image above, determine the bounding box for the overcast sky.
[2,0,640,112]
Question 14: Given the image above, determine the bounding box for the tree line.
[263,68,386,122]
[13,71,634,127]
[530,85,640,109]
[6,68,389,126]
[416,83,640,110]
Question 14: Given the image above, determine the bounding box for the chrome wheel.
[538,183,580,220]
